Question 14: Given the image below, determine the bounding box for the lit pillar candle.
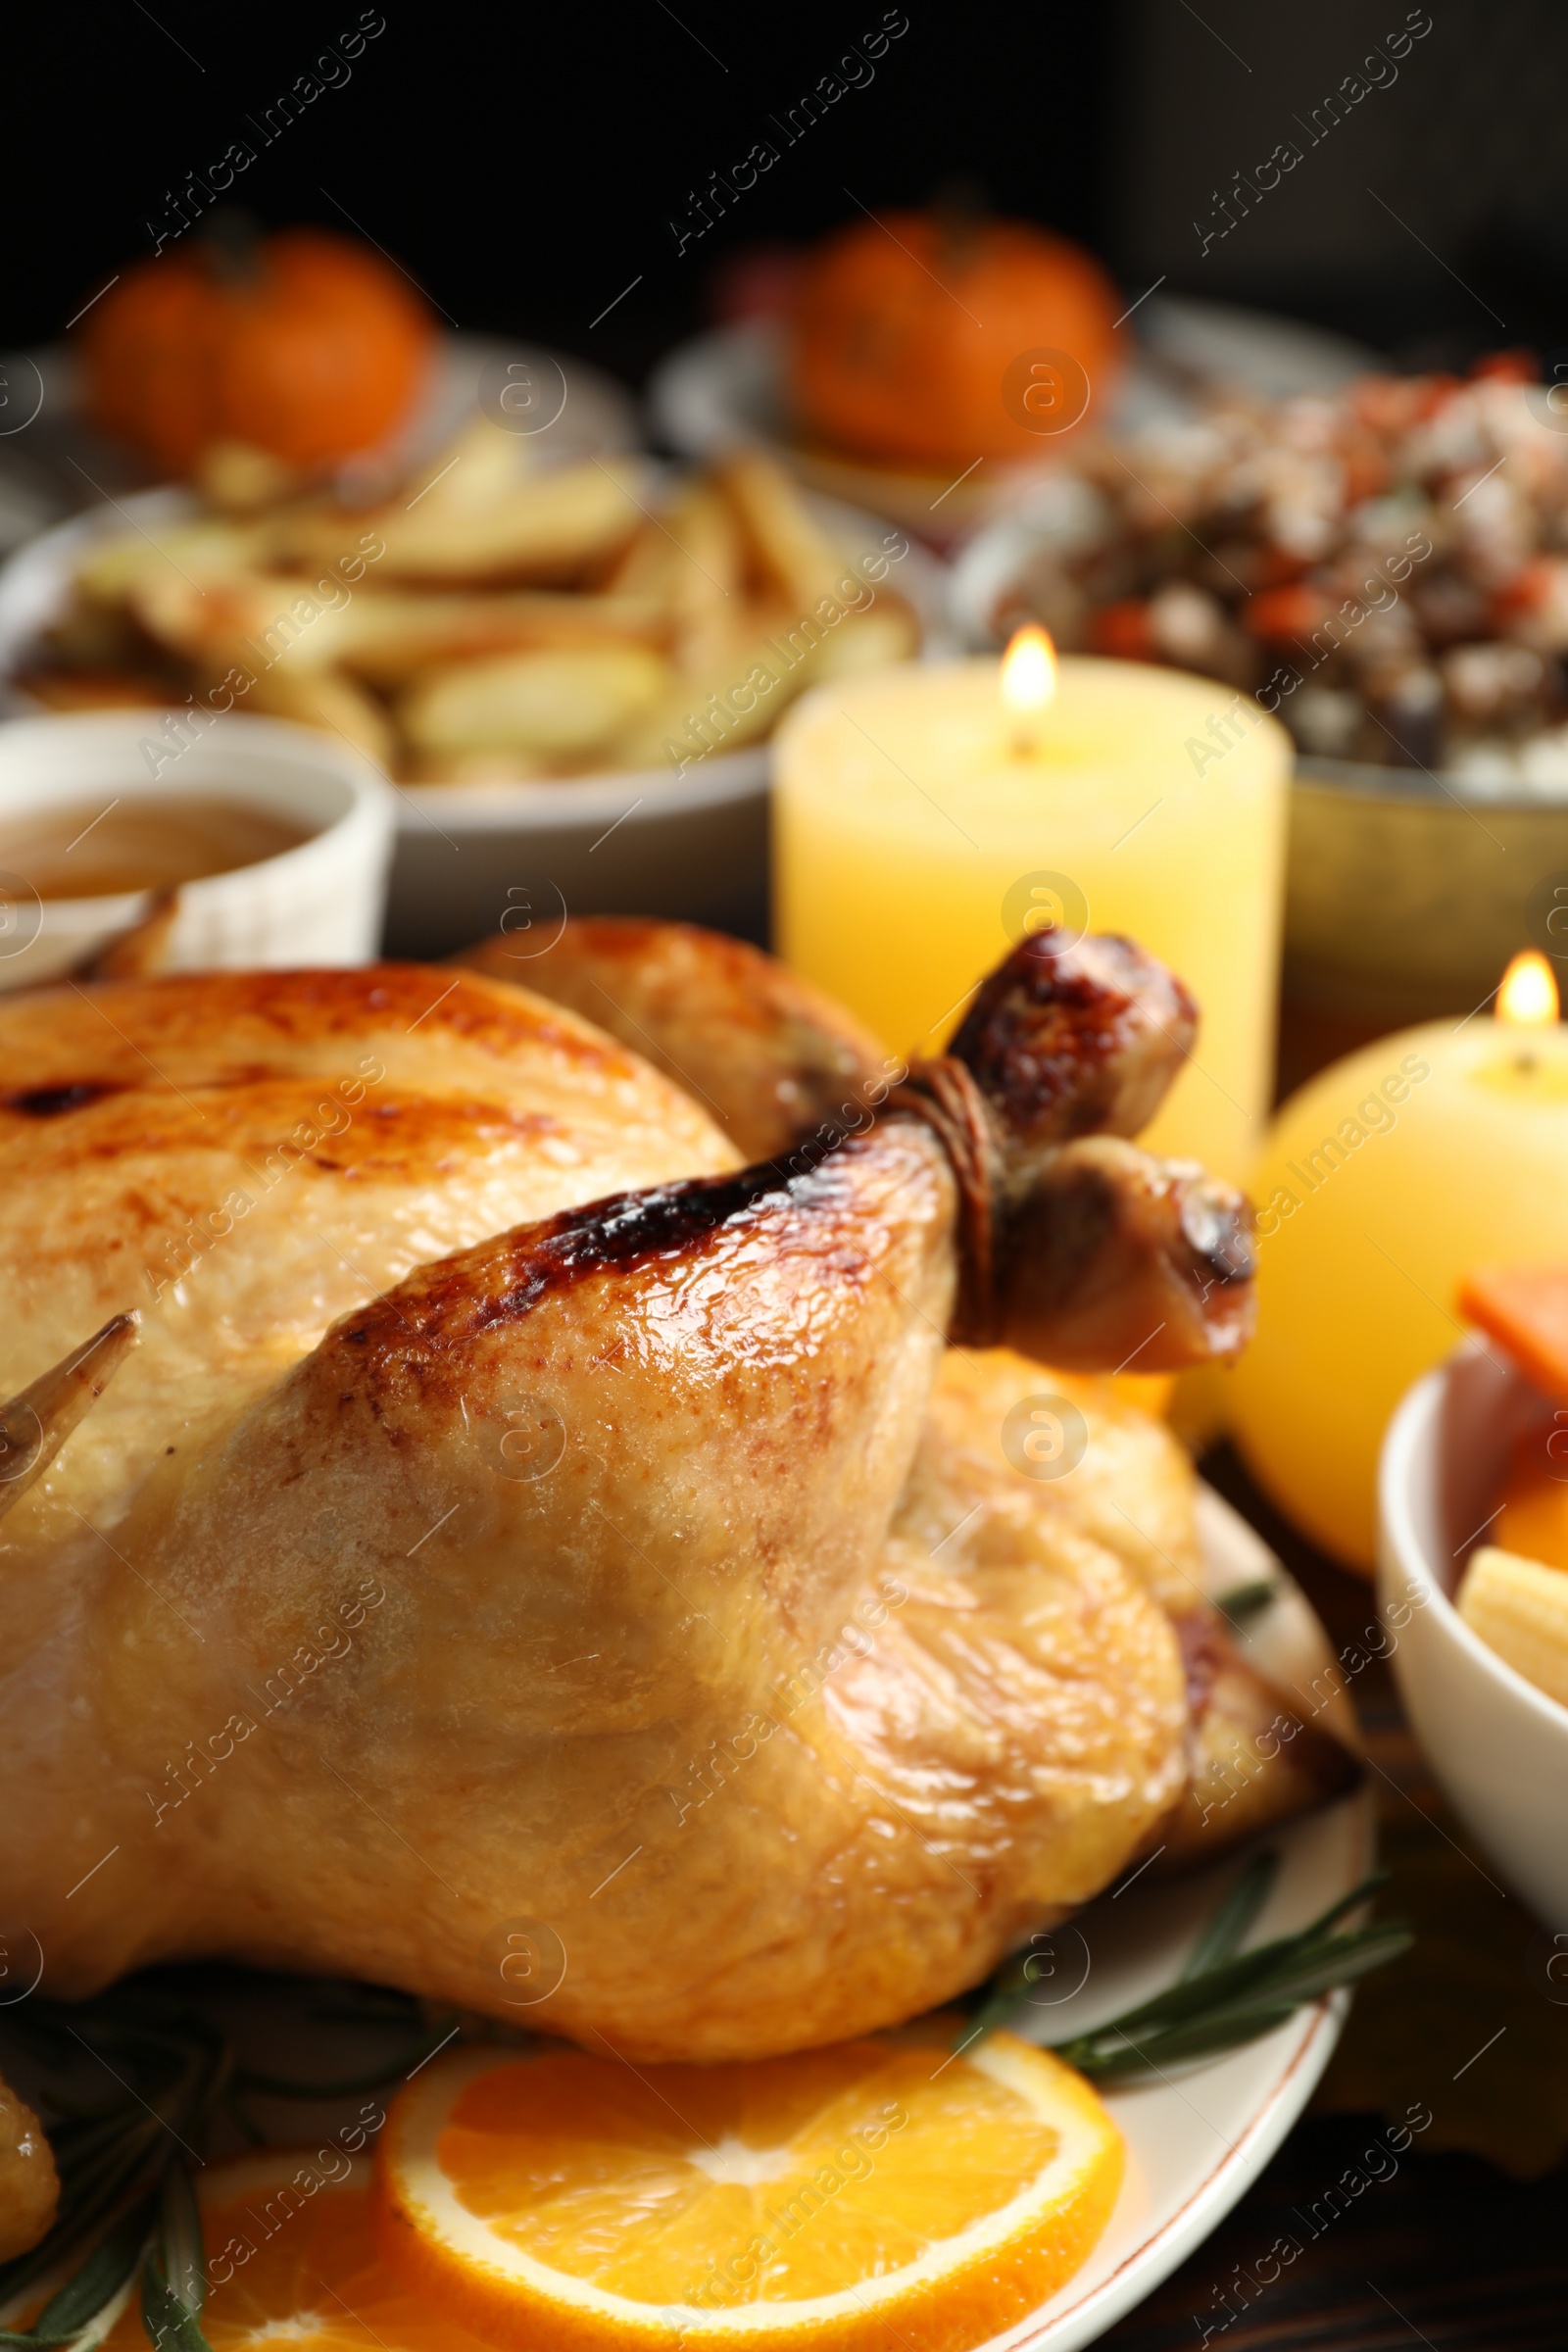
[773,635,1291,1182]
[1231,952,1568,1570]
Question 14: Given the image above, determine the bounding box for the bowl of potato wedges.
[0,421,944,951]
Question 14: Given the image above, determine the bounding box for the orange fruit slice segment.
[372,2025,1123,2352]
[92,2150,496,2352]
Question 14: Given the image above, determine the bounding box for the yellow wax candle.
[773,648,1290,1182]
[1230,952,1568,1570]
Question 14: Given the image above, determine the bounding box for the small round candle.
[1230,952,1568,1569]
[773,646,1291,1182]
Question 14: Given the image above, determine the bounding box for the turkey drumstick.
[487,917,1256,1370]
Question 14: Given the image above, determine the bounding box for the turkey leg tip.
[902,930,1258,1374]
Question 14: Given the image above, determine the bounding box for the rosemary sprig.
[961,1858,1412,2079]
[139,2169,207,2352]
[0,2196,153,2347]
[0,1977,457,2349]
[1213,1578,1279,1624]
[1179,1848,1280,1979]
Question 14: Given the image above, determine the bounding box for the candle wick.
[1011,732,1036,760]
[1517,1051,1539,1074]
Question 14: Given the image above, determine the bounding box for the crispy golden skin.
[0,932,1339,2061]
[917,1349,1358,1869]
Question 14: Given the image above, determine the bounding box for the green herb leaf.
[0,2196,154,2348]
[0,2113,162,2312]
[0,1969,455,2344]
[1180,1849,1279,1981]
[1213,1579,1279,1622]
[1059,1927,1410,2080]
[154,2165,205,2322]
[958,1860,1413,2080]
[140,2261,212,2352]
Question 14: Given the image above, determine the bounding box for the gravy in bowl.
[0,795,314,900]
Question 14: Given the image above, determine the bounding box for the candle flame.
[1497,950,1559,1027]
[1001,624,1058,715]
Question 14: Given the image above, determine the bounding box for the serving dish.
[1286,756,1568,1027]
[380,481,949,954]
[950,367,1568,1027]
[0,331,639,557]
[1379,1338,1568,1926]
[0,707,392,990]
[649,299,1378,545]
[0,484,952,957]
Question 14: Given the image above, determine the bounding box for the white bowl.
[1378,1337,1568,1926]
[0,709,394,990]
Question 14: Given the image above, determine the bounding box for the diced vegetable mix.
[992,359,1568,792]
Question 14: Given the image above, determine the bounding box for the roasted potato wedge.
[236,663,396,768]
[662,479,746,676]
[398,416,543,511]
[607,632,792,770]
[332,590,670,680]
[74,519,270,603]
[127,569,365,674]
[399,646,671,761]
[720,448,853,611]
[270,457,650,586]
[806,594,921,681]
[603,514,685,603]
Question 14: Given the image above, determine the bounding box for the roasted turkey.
[0,921,1352,2062]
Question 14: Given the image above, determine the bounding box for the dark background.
[7,0,1568,387]
[2,0,1112,379]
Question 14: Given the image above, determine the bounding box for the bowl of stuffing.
[953,359,1568,1027]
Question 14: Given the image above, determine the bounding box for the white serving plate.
[982,1483,1371,2351]
[647,298,1379,546]
[0,483,952,956]
[0,332,640,558]
[650,318,1079,544]
[0,1483,1365,2349]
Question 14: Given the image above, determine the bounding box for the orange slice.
[93,2150,496,2352]
[372,2025,1123,2352]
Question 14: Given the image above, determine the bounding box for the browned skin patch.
[4,1080,125,1117]
[989,1134,1257,1370]
[459,917,890,1160]
[338,1153,868,1356]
